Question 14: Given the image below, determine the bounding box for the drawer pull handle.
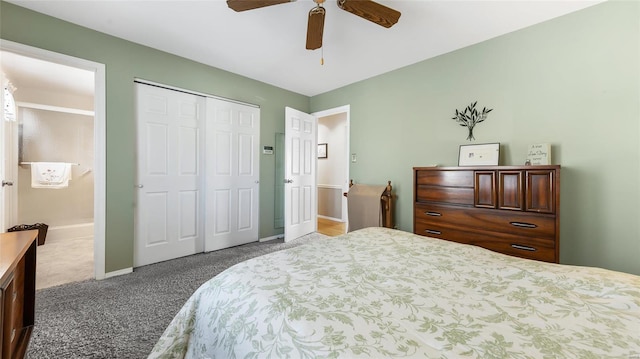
[425,211,442,217]
[511,244,536,252]
[510,222,537,229]
[424,229,441,235]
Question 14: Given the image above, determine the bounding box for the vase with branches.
[452,101,493,141]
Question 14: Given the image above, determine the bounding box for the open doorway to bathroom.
[1,50,95,289]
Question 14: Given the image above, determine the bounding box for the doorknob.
[135,184,144,188]
[284,179,293,184]
[1,180,13,187]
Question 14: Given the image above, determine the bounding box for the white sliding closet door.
[205,98,260,251]
[134,83,204,267]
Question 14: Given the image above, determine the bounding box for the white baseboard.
[318,215,344,222]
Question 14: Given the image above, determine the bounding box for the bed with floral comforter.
[149,227,640,358]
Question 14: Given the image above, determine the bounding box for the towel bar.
[20,162,80,166]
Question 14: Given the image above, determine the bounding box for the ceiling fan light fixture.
[226,0,400,55]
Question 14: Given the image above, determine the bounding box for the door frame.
[312,105,350,224]
[0,40,107,280]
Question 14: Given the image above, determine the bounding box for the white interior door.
[284,107,317,241]
[205,98,260,251]
[1,86,18,233]
[1,84,7,233]
[134,83,204,267]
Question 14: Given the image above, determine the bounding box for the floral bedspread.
[149,227,640,358]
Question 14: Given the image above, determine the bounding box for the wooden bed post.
[382,181,393,229]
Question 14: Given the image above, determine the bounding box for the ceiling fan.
[226,0,401,50]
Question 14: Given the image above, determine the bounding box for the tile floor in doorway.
[36,235,94,290]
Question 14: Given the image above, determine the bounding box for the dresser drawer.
[416,186,474,205]
[414,222,556,262]
[10,258,25,356]
[0,230,37,359]
[416,170,474,187]
[415,203,555,238]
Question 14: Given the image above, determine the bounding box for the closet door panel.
[135,83,204,267]
[205,98,260,251]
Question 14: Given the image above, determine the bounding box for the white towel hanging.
[30,162,73,189]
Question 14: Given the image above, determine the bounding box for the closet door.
[134,83,204,267]
[204,98,260,251]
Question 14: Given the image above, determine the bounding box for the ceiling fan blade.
[306,6,325,50]
[337,0,401,28]
[227,0,291,12]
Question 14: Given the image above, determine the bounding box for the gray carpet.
[26,232,328,359]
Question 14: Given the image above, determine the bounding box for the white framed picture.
[458,143,500,166]
[318,143,327,159]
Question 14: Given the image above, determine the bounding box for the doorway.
[0,40,106,283]
[276,105,350,239]
[314,106,350,236]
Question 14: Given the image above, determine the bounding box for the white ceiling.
[4,0,603,97]
[1,51,94,97]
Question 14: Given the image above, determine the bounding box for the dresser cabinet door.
[526,170,555,213]
[498,171,524,210]
[474,171,496,208]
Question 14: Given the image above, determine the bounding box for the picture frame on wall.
[458,143,500,166]
[318,143,328,159]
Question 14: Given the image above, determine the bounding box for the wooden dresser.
[413,166,560,263]
[1,230,37,359]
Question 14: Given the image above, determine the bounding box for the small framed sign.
[318,143,328,159]
[526,143,551,165]
[458,143,500,166]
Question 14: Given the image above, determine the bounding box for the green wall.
[3,1,639,276]
[311,1,640,275]
[0,1,309,273]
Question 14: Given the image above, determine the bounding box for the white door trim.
[312,105,350,223]
[0,39,107,280]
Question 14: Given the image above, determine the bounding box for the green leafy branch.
[452,101,493,141]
